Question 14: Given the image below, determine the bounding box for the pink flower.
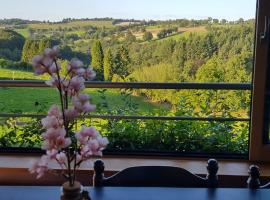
[56,136,71,149]
[45,76,59,88]
[97,136,109,148]
[73,94,95,113]
[48,62,60,74]
[42,56,53,68]
[32,55,47,75]
[76,153,82,163]
[48,105,61,117]
[84,67,96,80]
[67,76,85,96]
[82,102,96,112]
[29,155,49,179]
[76,68,85,76]
[41,116,59,129]
[56,152,67,165]
[65,108,79,121]
[46,149,58,159]
[44,46,59,59]
[77,94,90,103]
[80,126,98,137]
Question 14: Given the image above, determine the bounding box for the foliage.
[91,40,104,80]
[143,32,153,41]
[103,48,114,81]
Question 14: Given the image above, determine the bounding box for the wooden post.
[206,159,218,188]
[247,165,261,189]
[93,160,105,187]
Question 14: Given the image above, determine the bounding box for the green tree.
[38,39,51,54]
[143,32,153,41]
[125,31,136,43]
[91,40,104,80]
[103,48,114,81]
[21,40,31,62]
[113,45,130,78]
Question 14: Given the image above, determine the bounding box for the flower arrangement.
[29,46,108,186]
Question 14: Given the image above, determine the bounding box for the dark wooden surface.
[0,186,270,200]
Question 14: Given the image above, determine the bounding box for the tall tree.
[91,40,104,80]
[143,32,153,41]
[103,48,114,81]
[113,45,130,78]
[21,39,31,62]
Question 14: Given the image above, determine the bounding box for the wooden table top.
[0,186,269,200]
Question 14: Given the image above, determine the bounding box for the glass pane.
[0,0,256,155]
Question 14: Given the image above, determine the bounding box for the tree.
[21,40,31,62]
[38,39,51,54]
[103,48,114,81]
[91,40,104,80]
[113,45,130,78]
[125,31,136,43]
[143,32,153,41]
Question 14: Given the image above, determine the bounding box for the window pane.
[0,0,256,156]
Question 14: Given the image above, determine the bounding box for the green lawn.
[0,88,168,115]
[0,68,48,80]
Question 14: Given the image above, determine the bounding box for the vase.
[61,181,83,200]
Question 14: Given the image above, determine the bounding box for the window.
[0,0,268,161]
[249,0,270,161]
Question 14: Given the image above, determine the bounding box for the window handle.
[260,16,270,43]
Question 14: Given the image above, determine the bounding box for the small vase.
[61,181,83,200]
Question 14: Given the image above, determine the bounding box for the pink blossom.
[48,62,60,74]
[46,149,58,159]
[42,56,53,68]
[88,139,100,152]
[84,67,96,80]
[45,76,59,87]
[76,154,82,163]
[80,145,92,157]
[56,152,67,165]
[67,76,85,96]
[80,126,98,137]
[41,116,59,129]
[76,68,85,76]
[73,95,95,113]
[82,102,96,113]
[77,94,89,103]
[97,136,109,148]
[29,155,49,179]
[32,55,46,75]
[48,105,61,117]
[44,46,59,59]
[75,132,88,145]
[68,59,83,70]
[56,136,71,149]
[44,128,66,139]
[65,108,78,121]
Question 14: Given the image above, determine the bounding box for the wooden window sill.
[0,155,270,187]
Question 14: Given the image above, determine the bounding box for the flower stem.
[54,59,72,186]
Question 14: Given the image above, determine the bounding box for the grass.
[0,88,168,115]
[0,68,48,80]
[0,68,168,115]
[28,20,114,29]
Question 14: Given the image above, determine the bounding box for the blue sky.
[0,0,256,21]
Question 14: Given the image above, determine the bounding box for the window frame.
[249,0,270,161]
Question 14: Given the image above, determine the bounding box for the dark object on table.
[93,159,218,188]
[82,190,91,200]
[247,165,270,189]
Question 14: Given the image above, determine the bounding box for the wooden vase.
[61,181,82,200]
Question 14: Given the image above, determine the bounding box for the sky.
[0,0,257,21]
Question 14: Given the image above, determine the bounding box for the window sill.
[0,155,270,187]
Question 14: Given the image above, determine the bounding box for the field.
[0,68,168,115]
[28,20,114,29]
